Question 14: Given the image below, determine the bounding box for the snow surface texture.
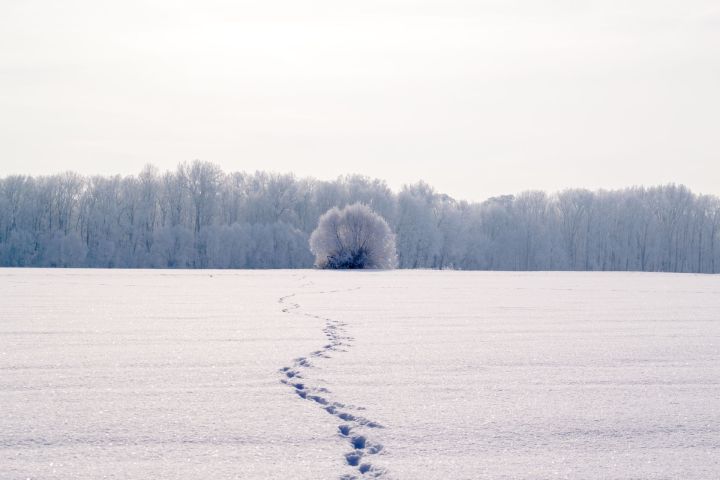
[1,269,719,479]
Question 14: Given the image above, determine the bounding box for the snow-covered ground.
[1,270,719,479]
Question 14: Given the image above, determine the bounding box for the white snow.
[1,269,719,479]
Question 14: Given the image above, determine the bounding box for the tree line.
[0,161,718,272]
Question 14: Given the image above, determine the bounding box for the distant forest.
[1,161,719,272]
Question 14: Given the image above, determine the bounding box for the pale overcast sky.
[1,1,718,201]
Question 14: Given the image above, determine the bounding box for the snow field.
[1,269,719,479]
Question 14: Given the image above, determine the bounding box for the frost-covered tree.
[1,165,720,272]
[309,203,397,269]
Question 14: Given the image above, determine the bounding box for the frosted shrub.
[309,203,397,269]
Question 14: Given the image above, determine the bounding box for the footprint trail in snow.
[278,278,388,479]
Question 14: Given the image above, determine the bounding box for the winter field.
[1,270,719,479]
